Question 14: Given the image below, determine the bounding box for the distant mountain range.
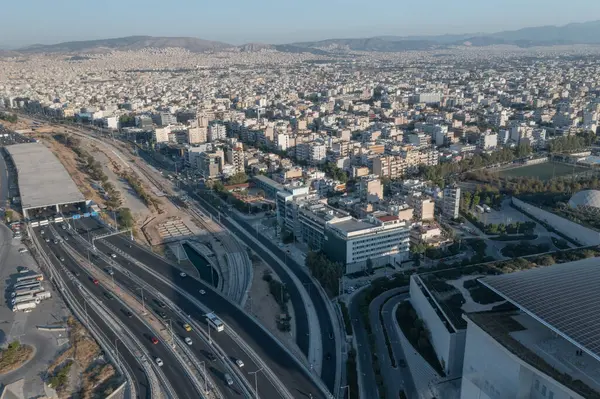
[11,20,600,55]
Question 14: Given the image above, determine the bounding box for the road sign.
[72,214,81,220]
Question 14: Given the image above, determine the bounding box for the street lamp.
[340,384,350,399]
[248,367,263,398]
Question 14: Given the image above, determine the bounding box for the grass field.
[497,162,590,180]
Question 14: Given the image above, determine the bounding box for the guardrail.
[101,239,291,399]
[28,225,137,399]
[46,225,166,399]
[56,227,208,399]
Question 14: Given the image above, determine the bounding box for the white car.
[155,357,163,367]
[110,253,117,258]
[199,289,206,295]
[180,272,186,277]
[184,337,193,346]
[18,248,28,253]
[235,359,244,368]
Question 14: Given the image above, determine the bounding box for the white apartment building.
[478,131,498,150]
[226,146,245,174]
[296,143,327,165]
[324,214,410,273]
[443,185,461,219]
[276,133,290,151]
[208,123,227,142]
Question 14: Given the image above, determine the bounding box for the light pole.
[340,384,350,399]
[136,287,146,313]
[248,367,263,398]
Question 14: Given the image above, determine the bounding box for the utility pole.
[248,367,263,399]
[137,287,145,313]
[340,385,350,399]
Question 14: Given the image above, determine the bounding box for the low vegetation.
[262,271,292,332]
[48,360,73,390]
[121,171,161,211]
[345,349,359,399]
[0,111,18,123]
[0,341,34,374]
[463,279,505,305]
[501,241,550,258]
[395,301,445,376]
[339,301,352,335]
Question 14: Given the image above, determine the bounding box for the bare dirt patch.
[47,316,119,398]
[244,259,305,362]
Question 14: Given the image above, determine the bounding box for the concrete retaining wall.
[511,197,600,246]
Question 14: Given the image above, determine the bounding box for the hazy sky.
[1,0,599,47]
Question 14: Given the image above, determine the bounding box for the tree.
[366,258,374,275]
[227,173,248,185]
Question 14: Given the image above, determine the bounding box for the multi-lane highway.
[34,227,202,399]
[191,187,339,390]
[32,229,152,399]
[71,216,328,399]
[57,223,249,398]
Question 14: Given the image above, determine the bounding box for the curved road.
[369,288,416,399]
[33,230,152,399]
[35,228,201,399]
[75,216,327,399]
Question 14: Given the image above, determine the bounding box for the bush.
[340,302,353,335]
[501,241,550,258]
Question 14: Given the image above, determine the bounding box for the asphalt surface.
[369,288,415,399]
[59,224,248,399]
[348,288,379,399]
[34,227,201,399]
[32,228,151,399]
[191,187,337,391]
[381,293,416,399]
[74,216,326,399]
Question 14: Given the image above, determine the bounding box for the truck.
[475,205,485,213]
[12,286,44,298]
[11,294,35,305]
[12,300,37,312]
[35,291,52,301]
[483,205,491,213]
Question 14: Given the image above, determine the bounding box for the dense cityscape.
[2,13,600,399]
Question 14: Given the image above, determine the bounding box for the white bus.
[205,312,224,332]
[16,273,44,283]
[12,286,44,298]
[13,281,41,290]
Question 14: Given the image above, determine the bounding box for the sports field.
[497,162,590,180]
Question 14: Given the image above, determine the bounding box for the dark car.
[104,292,114,300]
[156,310,167,319]
[122,309,133,318]
[206,353,217,361]
[154,300,166,308]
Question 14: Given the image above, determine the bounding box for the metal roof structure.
[481,258,600,360]
[6,142,85,210]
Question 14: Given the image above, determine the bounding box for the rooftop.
[328,218,374,234]
[481,257,600,362]
[6,142,85,210]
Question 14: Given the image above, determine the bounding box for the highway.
[34,227,202,399]
[32,228,152,399]
[191,187,338,391]
[73,216,326,399]
[59,223,250,399]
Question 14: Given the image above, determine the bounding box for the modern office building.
[461,258,600,399]
[324,214,410,273]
